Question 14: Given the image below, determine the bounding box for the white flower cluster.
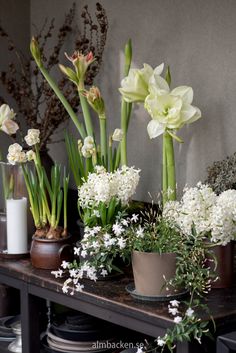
[52,215,140,295]
[7,129,39,165]
[7,143,27,165]
[155,300,195,348]
[78,165,140,208]
[163,182,236,245]
[211,190,236,244]
[7,144,36,165]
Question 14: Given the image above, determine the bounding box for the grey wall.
[1,0,236,201]
[0,0,30,157]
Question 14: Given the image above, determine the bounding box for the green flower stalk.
[61,51,96,138]
[121,39,132,165]
[85,86,107,167]
[30,38,86,139]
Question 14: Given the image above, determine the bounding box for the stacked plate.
[0,315,19,342]
[43,311,116,353]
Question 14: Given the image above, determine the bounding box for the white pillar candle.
[6,198,27,254]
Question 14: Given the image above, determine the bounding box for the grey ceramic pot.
[131,250,177,296]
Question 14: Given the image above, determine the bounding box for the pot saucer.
[126,283,188,302]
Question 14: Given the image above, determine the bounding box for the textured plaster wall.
[2,0,236,201]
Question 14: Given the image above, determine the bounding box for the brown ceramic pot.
[206,242,234,288]
[30,234,73,270]
[131,250,177,296]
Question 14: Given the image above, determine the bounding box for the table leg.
[20,284,40,353]
[176,341,204,353]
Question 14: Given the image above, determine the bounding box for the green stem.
[121,100,128,166]
[99,115,107,168]
[164,132,176,202]
[37,65,86,139]
[162,134,168,205]
[78,91,94,137]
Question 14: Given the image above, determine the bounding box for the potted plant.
[7,129,72,270]
[163,182,236,288]
[119,63,201,204]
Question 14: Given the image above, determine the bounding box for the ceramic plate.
[126,283,189,302]
[47,336,111,352]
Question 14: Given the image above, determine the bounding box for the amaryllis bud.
[30,37,42,67]
[59,64,79,85]
[85,86,105,117]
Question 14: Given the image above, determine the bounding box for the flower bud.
[30,37,42,68]
[59,64,79,85]
[85,86,105,117]
[112,128,123,142]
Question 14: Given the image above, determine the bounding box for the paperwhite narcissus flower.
[0,104,19,135]
[24,129,40,146]
[7,143,27,165]
[112,128,123,142]
[26,150,36,161]
[81,136,96,158]
[119,63,164,103]
[145,85,201,139]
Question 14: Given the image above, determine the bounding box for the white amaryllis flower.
[0,104,19,135]
[1,119,19,135]
[112,128,123,142]
[145,85,201,139]
[119,63,164,103]
[24,129,40,146]
[0,104,16,123]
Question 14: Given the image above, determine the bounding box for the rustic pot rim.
[32,234,72,243]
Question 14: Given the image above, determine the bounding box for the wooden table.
[0,258,235,353]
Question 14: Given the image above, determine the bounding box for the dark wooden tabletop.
[0,258,235,327]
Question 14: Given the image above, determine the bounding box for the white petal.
[147,120,165,139]
[171,86,193,104]
[153,63,164,76]
[186,106,201,124]
[149,75,170,95]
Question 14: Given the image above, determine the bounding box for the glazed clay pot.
[30,235,73,270]
[131,250,177,296]
[206,242,234,289]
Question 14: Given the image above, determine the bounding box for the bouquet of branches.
[0,3,108,150]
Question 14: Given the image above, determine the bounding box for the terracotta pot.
[206,242,234,288]
[131,250,177,296]
[30,235,73,270]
